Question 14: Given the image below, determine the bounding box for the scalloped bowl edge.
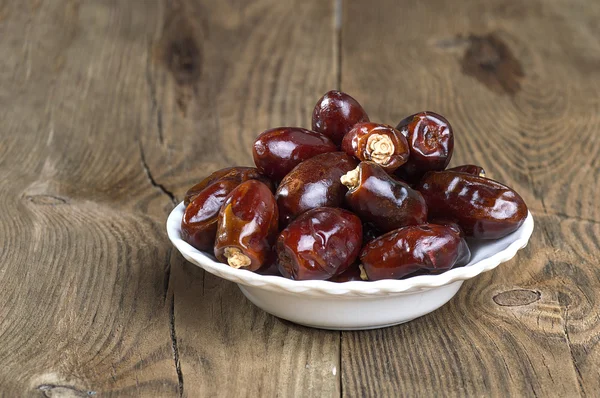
[167,203,533,329]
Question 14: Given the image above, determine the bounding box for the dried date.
[312,90,370,145]
[342,122,409,173]
[360,224,470,280]
[275,152,358,226]
[253,127,337,180]
[416,171,528,239]
[214,180,279,271]
[277,207,362,280]
[341,162,427,232]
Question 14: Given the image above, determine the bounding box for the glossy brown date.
[312,90,370,145]
[181,179,240,251]
[253,127,337,181]
[416,171,528,239]
[184,166,274,206]
[395,111,454,183]
[277,207,362,280]
[360,224,470,280]
[447,164,486,177]
[214,180,279,271]
[341,122,409,173]
[275,152,358,226]
[341,162,428,232]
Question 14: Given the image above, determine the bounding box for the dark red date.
[341,122,409,173]
[277,207,362,280]
[181,179,240,251]
[253,127,337,180]
[416,171,528,239]
[214,180,278,271]
[360,224,470,280]
[447,164,486,177]
[184,166,274,206]
[395,111,454,183]
[341,162,428,232]
[312,90,370,145]
[275,152,358,226]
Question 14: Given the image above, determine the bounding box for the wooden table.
[1,0,599,396]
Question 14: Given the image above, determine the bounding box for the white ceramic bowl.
[167,203,534,330]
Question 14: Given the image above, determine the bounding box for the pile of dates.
[181,91,528,282]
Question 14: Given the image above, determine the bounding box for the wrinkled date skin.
[447,164,486,177]
[328,263,364,282]
[360,224,470,281]
[341,122,410,173]
[181,179,241,251]
[184,167,274,206]
[342,162,428,232]
[312,90,370,145]
[253,127,337,181]
[277,207,362,280]
[214,180,279,271]
[416,171,528,239]
[395,111,454,183]
[275,152,358,226]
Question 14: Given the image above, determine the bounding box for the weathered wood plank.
[2,0,599,396]
[341,0,600,395]
[141,0,341,396]
[0,1,180,396]
[0,0,341,396]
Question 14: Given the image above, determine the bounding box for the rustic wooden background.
[1,0,599,396]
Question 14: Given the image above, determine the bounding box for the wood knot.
[156,6,204,116]
[25,195,68,205]
[165,35,202,86]
[461,33,524,96]
[38,384,96,397]
[493,289,540,307]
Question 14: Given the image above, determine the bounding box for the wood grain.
[0,1,180,396]
[0,0,340,396]
[2,0,600,396]
[341,0,600,396]
[146,0,342,396]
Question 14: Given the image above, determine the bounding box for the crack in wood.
[163,248,172,304]
[138,141,177,206]
[169,294,184,398]
[338,331,343,397]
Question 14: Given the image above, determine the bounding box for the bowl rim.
[167,202,534,296]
